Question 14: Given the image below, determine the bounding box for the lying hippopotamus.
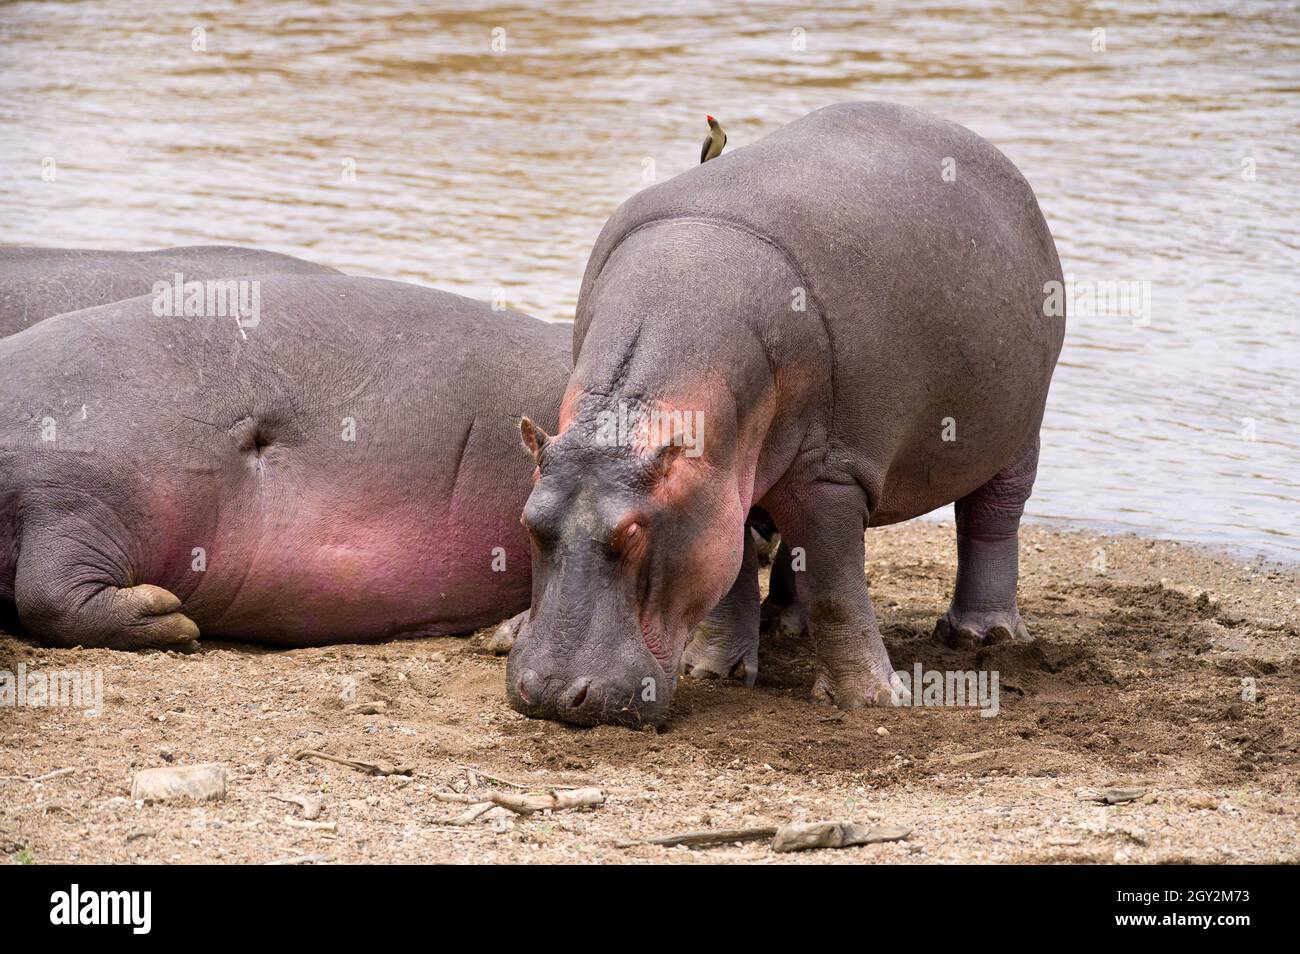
[507,102,1066,725]
[0,274,569,647]
[0,245,339,338]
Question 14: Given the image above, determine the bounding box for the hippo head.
[506,398,746,726]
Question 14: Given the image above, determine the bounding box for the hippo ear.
[519,416,550,463]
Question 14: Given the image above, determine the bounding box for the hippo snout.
[506,636,674,727]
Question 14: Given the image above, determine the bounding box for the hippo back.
[0,246,340,339]
[574,102,1066,517]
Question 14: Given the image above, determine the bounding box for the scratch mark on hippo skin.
[448,415,477,514]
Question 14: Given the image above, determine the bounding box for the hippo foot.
[760,598,807,639]
[681,620,758,686]
[101,584,199,650]
[934,610,1029,649]
[486,611,527,655]
[812,665,909,709]
[812,666,910,709]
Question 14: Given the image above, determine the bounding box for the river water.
[1,0,1297,559]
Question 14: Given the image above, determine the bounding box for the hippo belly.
[0,275,569,648]
[185,421,543,644]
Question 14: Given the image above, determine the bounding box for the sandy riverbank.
[2,520,1296,864]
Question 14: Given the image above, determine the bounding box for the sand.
[2,520,1296,864]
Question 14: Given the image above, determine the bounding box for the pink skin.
[557,380,760,673]
[0,449,519,648]
[167,476,532,644]
[639,468,746,672]
[6,452,535,649]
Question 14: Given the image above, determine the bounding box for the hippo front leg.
[14,521,199,650]
[774,482,907,709]
[682,526,760,685]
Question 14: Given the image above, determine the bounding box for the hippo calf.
[508,102,1066,725]
[0,275,569,647]
[0,245,339,338]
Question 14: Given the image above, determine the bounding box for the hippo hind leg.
[682,524,760,685]
[935,431,1039,648]
[14,523,198,650]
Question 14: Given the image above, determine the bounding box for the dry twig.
[292,750,412,777]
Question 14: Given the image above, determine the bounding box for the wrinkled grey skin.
[0,275,569,648]
[0,245,339,339]
[508,102,1066,726]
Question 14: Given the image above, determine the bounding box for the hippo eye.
[611,520,644,558]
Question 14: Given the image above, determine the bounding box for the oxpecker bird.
[700,115,726,163]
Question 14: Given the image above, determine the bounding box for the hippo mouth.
[508,661,670,728]
[506,610,678,727]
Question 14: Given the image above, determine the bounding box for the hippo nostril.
[561,677,591,709]
[516,668,545,706]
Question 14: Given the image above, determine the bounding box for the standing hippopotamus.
[507,102,1065,725]
[0,246,339,338]
[0,275,569,648]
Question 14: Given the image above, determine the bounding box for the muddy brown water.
[1,1,1297,559]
